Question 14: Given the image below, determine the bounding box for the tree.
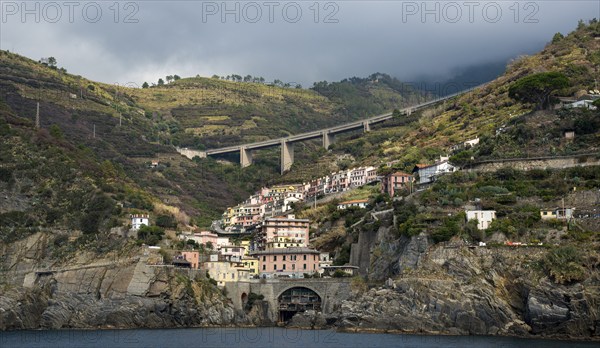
[142,82,149,88]
[47,57,57,68]
[155,214,177,228]
[205,241,214,250]
[157,78,165,86]
[137,225,165,246]
[49,124,64,139]
[508,72,569,110]
[449,149,474,167]
[173,75,181,81]
[166,75,173,84]
[593,99,600,108]
[552,32,564,44]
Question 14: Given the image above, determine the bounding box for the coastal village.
[135,129,593,286]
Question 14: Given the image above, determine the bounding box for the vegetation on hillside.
[277,19,600,178]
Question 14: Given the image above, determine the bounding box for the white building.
[565,100,597,110]
[464,137,480,148]
[337,199,369,210]
[466,210,496,230]
[318,252,333,274]
[414,156,458,185]
[130,214,149,230]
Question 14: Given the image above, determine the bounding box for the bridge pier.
[281,140,294,174]
[363,121,370,132]
[323,131,335,149]
[240,146,253,167]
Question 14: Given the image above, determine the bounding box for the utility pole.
[35,102,40,129]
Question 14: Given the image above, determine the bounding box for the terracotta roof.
[338,199,369,205]
[390,171,412,176]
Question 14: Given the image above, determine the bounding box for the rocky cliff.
[0,232,238,330]
[336,231,600,339]
[1,229,599,340]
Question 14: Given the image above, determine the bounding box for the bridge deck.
[200,86,479,156]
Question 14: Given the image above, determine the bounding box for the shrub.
[137,225,165,246]
[156,214,177,228]
[431,218,460,243]
[332,269,348,278]
[544,246,586,284]
[245,292,265,311]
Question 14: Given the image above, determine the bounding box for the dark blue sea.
[0,328,597,348]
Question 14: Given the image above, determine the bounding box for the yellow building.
[242,256,259,276]
[240,240,252,256]
[204,259,251,286]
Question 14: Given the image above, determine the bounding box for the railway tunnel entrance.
[277,287,322,322]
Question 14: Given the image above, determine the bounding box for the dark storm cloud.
[1,1,598,86]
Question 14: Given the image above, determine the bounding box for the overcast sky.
[1,1,598,87]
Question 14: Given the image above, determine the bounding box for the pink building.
[252,247,320,276]
[381,171,414,197]
[180,251,200,269]
[256,215,310,250]
[193,231,219,246]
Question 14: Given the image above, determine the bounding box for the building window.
[303,255,307,261]
[283,264,286,270]
[273,256,277,261]
[263,256,266,261]
[273,265,276,270]
[262,265,266,270]
[303,264,306,269]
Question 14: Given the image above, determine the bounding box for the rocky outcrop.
[0,244,238,330]
[288,310,327,329]
[333,244,599,339]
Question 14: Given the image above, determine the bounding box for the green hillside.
[281,20,600,177]
[289,20,600,272]
[125,73,426,149]
[0,51,247,234]
[0,48,429,234]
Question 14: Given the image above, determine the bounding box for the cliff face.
[338,231,600,339]
[0,233,237,330]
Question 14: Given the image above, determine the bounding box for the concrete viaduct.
[177,86,479,174]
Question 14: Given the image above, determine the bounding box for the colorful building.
[252,247,320,277]
[180,251,200,269]
[381,172,413,197]
[256,215,310,250]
